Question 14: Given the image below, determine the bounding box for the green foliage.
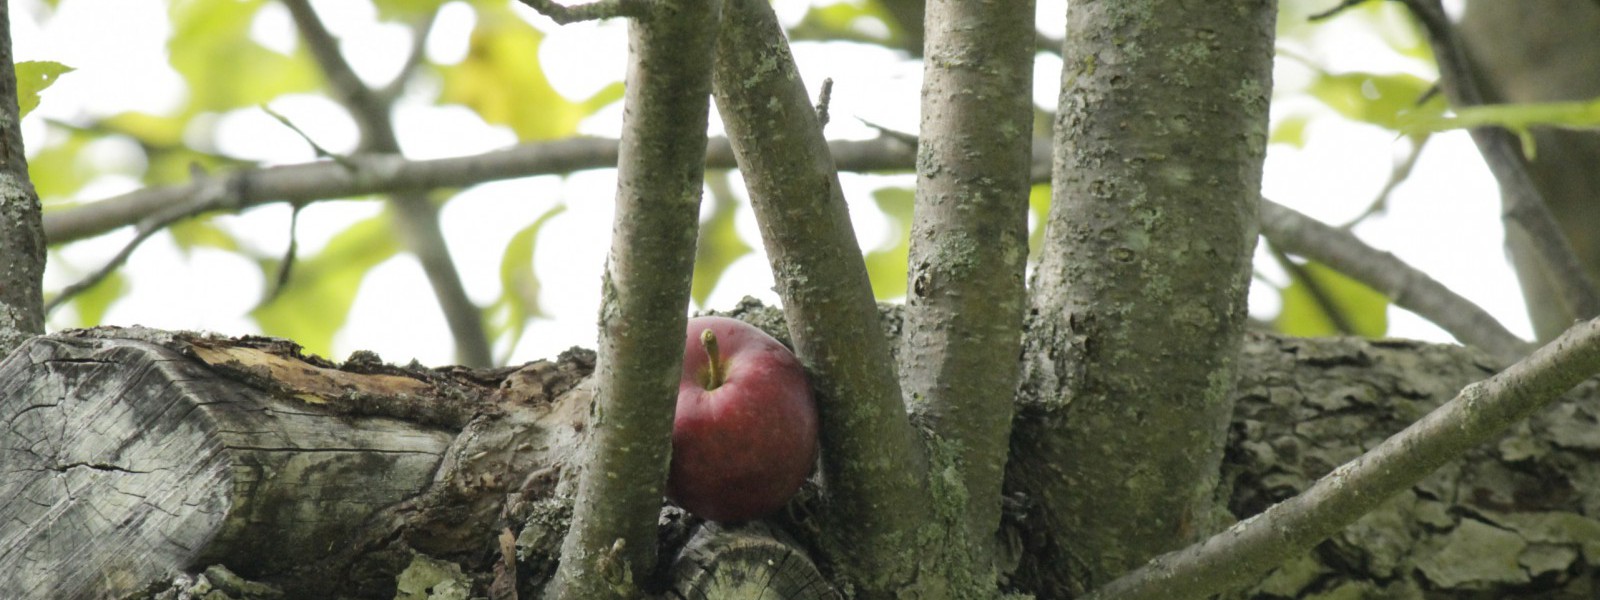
[27,129,93,201]
[1270,114,1311,148]
[1307,70,1445,132]
[863,187,913,300]
[1275,261,1389,338]
[169,217,243,254]
[1400,98,1600,159]
[14,61,73,118]
[491,202,564,361]
[439,1,612,141]
[791,1,903,47]
[374,0,450,21]
[691,172,753,307]
[167,0,319,114]
[67,271,126,328]
[251,212,401,358]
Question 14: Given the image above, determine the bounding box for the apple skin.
[668,316,818,522]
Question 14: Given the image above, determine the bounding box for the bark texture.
[7,318,1600,599]
[1014,0,1276,593]
[711,0,934,594]
[0,4,46,356]
[901,0,1035,583]
[550,1,722,596]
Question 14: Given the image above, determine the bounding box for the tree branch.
[518,0,654,24]
[900,0,1033,585]
[546,0,721,596]
[1400,0,1600,328]
[283,0,492,367]
[0,5,46,355]
[711,0,933,593]
[43,136,947,245]
[1082,315,1600,600]
[1013,0,1277,591]
[1260,198,1532,365]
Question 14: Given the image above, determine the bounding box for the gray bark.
[6,316,1600,598]
[1014,0,1276,592]
[900,0,1035,583]
[0,2,45,356]
[711,0,933,594]
[549,0,722,596]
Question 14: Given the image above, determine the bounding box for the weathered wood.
[9,314,1600,598]
[0,327,594,600]
[669,522,835,600]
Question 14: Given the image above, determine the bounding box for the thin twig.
[1083,315,1600,600]
[260,104,357,171]
[1308,0,1374,21]
[45,203,195,314]
[518,0,654,24]
[1338,135,1427,229]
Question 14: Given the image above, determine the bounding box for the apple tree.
[5,0,1600,599]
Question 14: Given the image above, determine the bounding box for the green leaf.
[27,130,93,201]
[863,187,913,300]
[15,61,74,118]
[251,212,401,358]
[1274,261,1388,338]
[490,202,565,360]
[69,270,126,328]
[1399,98,1600,154]
[168,0,319,113]
[1307,71,1445,131]
[1270,113,1312,148]
[169,216,243,254]
[374,0,450,21]
[791,1,904,47]
[691,173,753,307]
[439,3,586,141]
[1027,183,1050,260]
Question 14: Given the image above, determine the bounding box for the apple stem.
[701,328,724,390]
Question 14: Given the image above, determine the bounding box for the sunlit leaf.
[15,61,74,118]
[69,271,126,328]
[863,187,913,300]
[792,1,903,47]
[1027,183,1050,261]
[374,0,450,21]
[1270,113,1311,148]
[251,213,401,358]
[1307,71,1445,131]
[168,0,319,113]
[1274,261,1388,338]
[169,216,242,254]
[1400,98,1600,155]
[27,130,93,201]
[691,173,753,307]
[101,111,189,149]
[439,3,584,140]
[491,202,565,360]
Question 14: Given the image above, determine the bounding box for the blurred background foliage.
[18,0,1567,365]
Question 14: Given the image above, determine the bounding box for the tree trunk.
[5,311,1600,599]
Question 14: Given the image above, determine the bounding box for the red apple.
[667,316,818,522]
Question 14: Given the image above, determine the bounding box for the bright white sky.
[11,0,1529,367]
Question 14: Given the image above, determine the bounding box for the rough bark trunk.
[5,312,1600,599]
